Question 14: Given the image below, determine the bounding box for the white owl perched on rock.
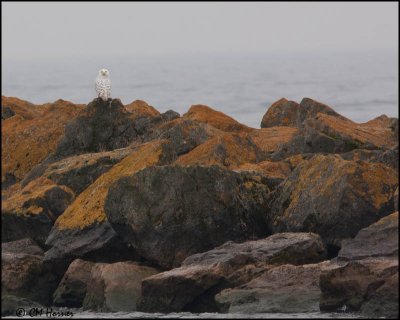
[95,68,111,101]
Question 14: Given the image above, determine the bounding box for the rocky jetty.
[1,96,398,317]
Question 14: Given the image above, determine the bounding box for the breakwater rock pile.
[1,96,398,318]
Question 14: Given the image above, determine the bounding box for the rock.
[138,232,326,312]
[261,98,301,128]
[1,106,15,120]
[298,97,349,123]
[175,128,298,169]
[373,145,399,172]
[53,98,141,158]
[267,99,398,160]
[395,188,399,212]
[1,97,84,186]
[53,259,94,308]
[105,165,273,269]
[270,154,397,248]
[44,141,168,274]
[320,213,399,318]
[360,272,399,319]
[261,97,347,129]
[37,147,133,194]
[54,259,160,311]
[2,239,59,305]
[215,261,340,313]
[82,261,159,312]
[319,258,398,316]
[304,112,397,149]
[145,118,220,163]
[233,160,292,180]
[1,177,75,246]
[183,104,253,133]
[338,212,398,261]
[124,100,160,119]
[1,294,43,317]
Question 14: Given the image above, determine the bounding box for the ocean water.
[2,50,398,128]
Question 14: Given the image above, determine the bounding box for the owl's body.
[95,69,111,101]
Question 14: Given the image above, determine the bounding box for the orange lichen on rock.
[183,104,253,133]
[175,127,297,169]
[261,98,300,128]
[233,160,292,179]
[2,176,74,218]
[55,140,166,230]
[175,132,260,168]
[308,113,397,149]
[248,127,298,153]
[124,100,160,119]
[1,97,84,184]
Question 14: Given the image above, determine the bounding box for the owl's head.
[99,68,110,77]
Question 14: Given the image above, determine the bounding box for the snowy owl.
[95,68,111,101]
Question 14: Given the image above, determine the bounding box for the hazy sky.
[2,2,398,59]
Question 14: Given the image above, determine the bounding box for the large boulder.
[261,98,301,128]
[53,259,160,311]
[215,261,340,313]
[44,141,166,275]
[183,104,253,133]
[270,154,397,248]
[1,97,84,186]
[105,165,273,269]
[338,212,398,261]
[138,232,326,312]
[265,98,398,160]
[82,261,159,312]
[53,98,141,158]
[53,259,94,308]
[2,177,75,246]
[261,97,347,129]
[124,100,160,119]
[320,212,399,318]
[30,148,133,194]
[2,239,59,305]
[320,258,398,317]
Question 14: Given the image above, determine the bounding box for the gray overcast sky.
[2,2,398,59]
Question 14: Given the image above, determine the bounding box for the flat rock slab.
[138,232,326,313]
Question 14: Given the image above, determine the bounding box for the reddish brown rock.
[183,104,253,133]
[1,97,84,186]
[1,177,75,246]
[175,127,298,169]
[320,213,399,318]
[2,238,59,305]
[83,261,159,312]
[261,97,348,129]
[320,258,398,316]
[215,261,340,313]
[261,98,301,128]
[338,212,398,261]
[124,100,160,119]
[138,233,326,312]
[53,259,94,308]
